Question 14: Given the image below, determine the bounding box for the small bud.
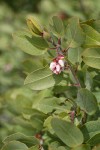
[49,62,56,71]
[53,69,60,74]
[56,64,60,72]
[58,59,64,67]
[27,16,43,36]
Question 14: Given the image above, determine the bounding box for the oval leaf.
[71,144,91,150]
[81,24,100,48]
[68,47,84,64]
[24,67,63,90]
[1,141,28,150]
[76,89,97,115]
[28,145,39,150]
[3,132,39,147]
[81,120,100,142]
[51,118,83,147]
[50,16,64,36]
[82,48,100,69]
[26,36,49,50]
[87,133,100,146]
[66,17,85,48]
[13,31,46,56]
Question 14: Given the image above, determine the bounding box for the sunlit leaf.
[82,48,100,69]
[24,66,63,90]
[51,118,83,147]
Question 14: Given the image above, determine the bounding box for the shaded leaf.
[85,71,93,91]
[1,141,28,150]
[26,36,49,50]
[87,133,100,146]
[28,145,39,150]
[22,58,45,73]
[71,144,91,150]
[32,96,66,114]
[77,88,97,115]
[48,141,70,150]
[3,132,39,147]
[81,120,100,142]
[68,47,84,64]
[30,113,46,130]
[66,17,85,48]
[13,31,45,56]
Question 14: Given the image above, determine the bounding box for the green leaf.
[87,133,100,146]
[82,20,100,33]
[51,118,84,147]
[1,141,28,150]
[77,88,98,115]
[13,31,46,56]
[58,147,68,150]
[81,120,100,142]
[68,47,84,64]
[13,117,36,133]
[91,20,100,33]
[82,48,100,69]
[10,95,33,115]
[71,144,91,150]
[84,71,93,91]
[48,141,70,150]
[44,116,55,134]
[66,17,85,48]
[26,16,43,36]
[93,91,100,103]
[26,36,49,50]
[30,113,46,130]
[22,58,45,73]
[48,141,61,150]
[28,145,39,150]
[32,96,66,114]
[50,16,64,36]
[81,24,100,48]
[24,66,63,90]
[3,133,39,147]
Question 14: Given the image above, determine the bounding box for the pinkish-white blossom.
[58,59,64,67]
[50,56,65,74]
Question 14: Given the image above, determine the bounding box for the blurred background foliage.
[0,0,100,148]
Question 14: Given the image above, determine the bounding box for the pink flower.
[50,56,65,74]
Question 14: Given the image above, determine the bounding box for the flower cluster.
[50,55,65,74]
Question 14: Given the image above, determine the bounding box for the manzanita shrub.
[1,16,100,150]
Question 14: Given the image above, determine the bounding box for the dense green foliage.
[0,0,100,150]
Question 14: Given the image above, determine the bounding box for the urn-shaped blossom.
[50,55,65,74]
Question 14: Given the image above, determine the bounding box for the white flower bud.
[56,64,61,72]
[50,62,56,71]
[53,70,58,74]
[53,69,61,74]
[58,59,64,67]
